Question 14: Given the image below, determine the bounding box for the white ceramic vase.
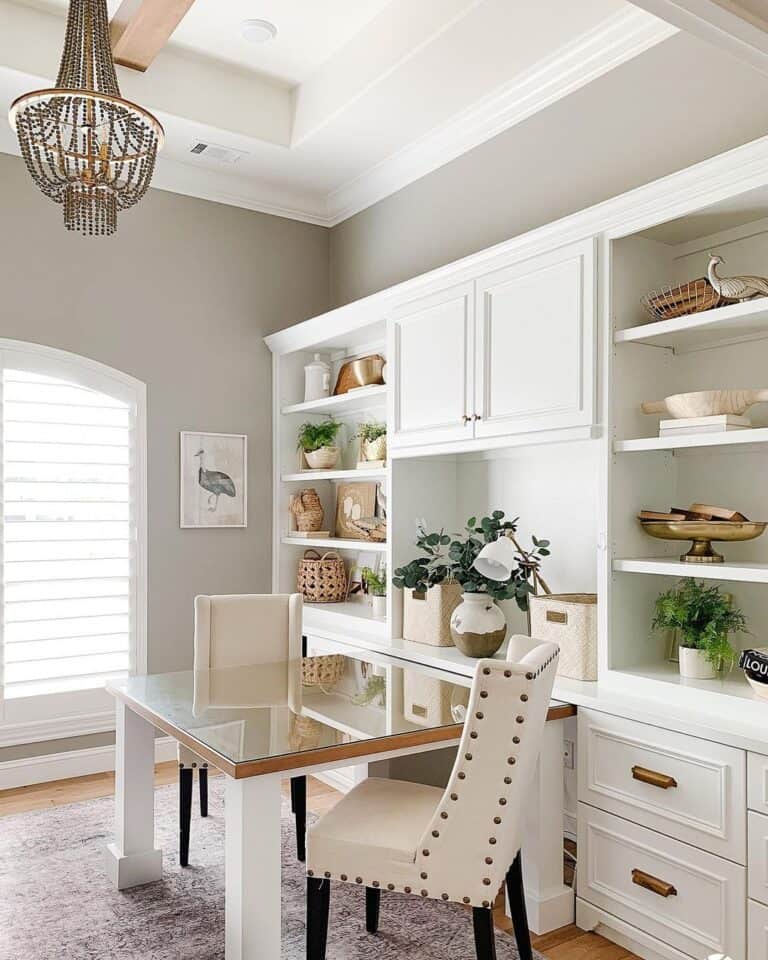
[304,446,339,470]
[449,592,507,658]
[372,594,387,619]
[678,646,716,680]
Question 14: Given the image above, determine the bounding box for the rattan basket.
[641,278,720,321]
[301,654,345,688]
[297,549,347,603]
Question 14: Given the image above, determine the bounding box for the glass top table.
[105,647,575,960]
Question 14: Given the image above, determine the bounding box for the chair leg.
[292,774,307,862]
[306,876,330,960]
[365,886,381,934]
[506,851,532,960]
[199,766,208,817]
[472,907,497,960]
[179,766,193,868]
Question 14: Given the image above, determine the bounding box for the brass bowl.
[334,355,385,395]
[639,520,767,563]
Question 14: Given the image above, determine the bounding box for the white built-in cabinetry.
[266,136,768,960]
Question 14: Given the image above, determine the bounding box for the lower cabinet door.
[751,900,768,960]
[578,804,746,959]
[751,811,768,907]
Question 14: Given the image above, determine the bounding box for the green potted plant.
[652,579,748,679]
[393,512,550,656]
[356,421,387,464]
[298,418,342,470]
[362,566,387,619]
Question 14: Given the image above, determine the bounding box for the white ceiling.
[0,0,678,225]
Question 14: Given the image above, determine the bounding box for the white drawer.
[751,811,768,906]
[578,709,746,862]
[749,753,768,815]
[578,804,746,960]
[751,900,768,960]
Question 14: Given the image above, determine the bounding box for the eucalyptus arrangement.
[297,418,343,470]
[393,512,550,610]
[652,579,748,677]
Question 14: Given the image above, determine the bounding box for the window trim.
[0,339,147,745]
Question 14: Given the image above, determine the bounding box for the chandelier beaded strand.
[8,0,163,236]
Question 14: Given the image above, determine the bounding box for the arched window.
[0,341,146,743]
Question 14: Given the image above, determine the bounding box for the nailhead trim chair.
[305,635,559,960]
[178,593,306,865]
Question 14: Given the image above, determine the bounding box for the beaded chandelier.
[8,0,163,236]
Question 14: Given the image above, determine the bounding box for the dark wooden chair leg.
[506,851,532,960]
[179,766,193,867]
[307,876,330,960]
[472,907,497,960]
[365,886,381,934]
[293,774,307,862]
[199,766,208,817]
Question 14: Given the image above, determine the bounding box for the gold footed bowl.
[640,520,767,563]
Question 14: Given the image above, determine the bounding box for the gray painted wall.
[329,31,768,306]
[0,152,329,761]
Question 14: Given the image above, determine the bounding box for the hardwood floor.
[0,764,639,960]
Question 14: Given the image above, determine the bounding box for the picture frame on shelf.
[334,481,377,539]
[180,431,247,529]
[346,551,381,602]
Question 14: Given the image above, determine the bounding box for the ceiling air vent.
[188,142,248,164]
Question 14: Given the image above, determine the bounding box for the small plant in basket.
[357,421,387,463]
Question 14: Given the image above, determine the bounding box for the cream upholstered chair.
[305,636,559,960]
[178,593,305,866]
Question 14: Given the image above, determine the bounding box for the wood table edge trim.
[108,687,576,780]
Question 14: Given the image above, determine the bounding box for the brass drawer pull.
[631,868,677,898]
[632,765,678,790]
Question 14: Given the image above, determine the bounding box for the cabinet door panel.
[390,283,474,448]
[475,238,595,438]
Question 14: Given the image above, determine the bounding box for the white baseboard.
[576,898,690,960]
[314,763,368,795]
[0,737,177,790]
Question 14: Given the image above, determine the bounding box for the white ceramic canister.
[304,354,331,402]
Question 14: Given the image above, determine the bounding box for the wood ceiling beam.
[110,0,197,73]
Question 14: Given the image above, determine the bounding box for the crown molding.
[323,7,678,226]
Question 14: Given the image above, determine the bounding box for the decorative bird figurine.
[708,254,768,302]
[195,449,236,511]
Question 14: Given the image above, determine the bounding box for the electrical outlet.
[563,739,575,770]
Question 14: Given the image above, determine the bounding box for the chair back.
[414,635,559,906]
[193,594,302,711]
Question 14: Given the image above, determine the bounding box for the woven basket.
[529,593,597,681]
[641,279,720,321]
[403,581,463,646]
[297,549,347,603]
[290,488,324,532]
[302,654,345,688]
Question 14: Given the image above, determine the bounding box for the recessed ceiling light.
[241,19,278,44]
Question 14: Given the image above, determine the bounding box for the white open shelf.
[282,385,387,416]
[303,601,388,642]
[282,468,388,482]
[613,556,768,583]
[614,427,768,453]
[614,297,768,351]
[302,689,387,739]
[282,535,387,552]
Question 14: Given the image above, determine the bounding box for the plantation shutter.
[1,365,136,701]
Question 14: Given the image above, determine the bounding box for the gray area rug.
[0,778,541,959]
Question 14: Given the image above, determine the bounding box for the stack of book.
[659,415,751,437]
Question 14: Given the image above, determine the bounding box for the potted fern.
[357,421,387,463]
[362,566,387,619]
[298,419,342,470]
[652,579,748,679]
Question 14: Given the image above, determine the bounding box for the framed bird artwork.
[180,432,247,528]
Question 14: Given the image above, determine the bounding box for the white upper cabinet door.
[389,282,475,448]
[474,238,596,439]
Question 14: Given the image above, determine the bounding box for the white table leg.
[225,774,283,960]
[105,700,163,889]
[518,719,575,934]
